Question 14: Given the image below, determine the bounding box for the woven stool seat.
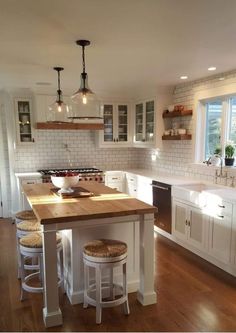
[15,210,36,221]
[20,232,62,248]
[83,239,127,258]
[16,220,41,232]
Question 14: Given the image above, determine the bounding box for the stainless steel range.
[38,168,105,183]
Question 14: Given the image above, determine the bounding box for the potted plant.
[225,143,235,166]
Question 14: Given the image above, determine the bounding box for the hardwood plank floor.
[1,218,236,331]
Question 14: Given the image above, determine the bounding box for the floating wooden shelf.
[36,122,104,130]
[162,110,193,118]
[162,134,192,140]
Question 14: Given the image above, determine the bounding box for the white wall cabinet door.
[99,103,131,147]
[208,215,232,264]
[134,100,155,147]
[14,98,35,145]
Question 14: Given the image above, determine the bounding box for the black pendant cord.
[57,69,62,103]
[82,45,86,74]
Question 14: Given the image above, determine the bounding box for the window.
[205,101,222,159]
[203,96,236,160]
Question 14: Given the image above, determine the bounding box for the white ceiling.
[1,0,236,99]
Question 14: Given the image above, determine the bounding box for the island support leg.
[42,225,62,327]
[137,213,157,305]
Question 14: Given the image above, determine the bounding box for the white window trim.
[193,82,236,163]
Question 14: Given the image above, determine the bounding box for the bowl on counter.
[51,172,79,193]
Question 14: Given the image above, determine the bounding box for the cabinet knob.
[185,219,188,225]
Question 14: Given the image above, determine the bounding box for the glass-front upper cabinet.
[99,102,130,147]
[118,104,128,142]
[134,100,155,146]
[103,104,114,142]
[15,98,34,144]
[145,100,155,143]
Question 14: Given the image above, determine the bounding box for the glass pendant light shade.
[70,73,101,118]
[47,100,70,122]
[69,40,102,119]
[47,67,70,122]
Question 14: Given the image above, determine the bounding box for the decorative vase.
[224,158,235,166]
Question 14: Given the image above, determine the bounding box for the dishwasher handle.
[151,184,170,191]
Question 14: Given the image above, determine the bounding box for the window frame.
[200,95,235,161]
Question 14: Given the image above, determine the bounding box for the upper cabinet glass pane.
[103,104,114,142]
[205,100,222,159]
[135,103,143,142]
[145,101,154,142]
[118,105,128,142]
[17,101,33,142]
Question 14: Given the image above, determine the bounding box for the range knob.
[95,177,98,181]
[89,177,93,181]
[84,177,88,181]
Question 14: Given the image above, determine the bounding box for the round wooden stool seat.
[15,210,36,221]
[20,232,62,249]
[16,220,41,232]
[83,239,127,258]
[83,239,129,324]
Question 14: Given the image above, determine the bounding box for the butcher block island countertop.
[21,181,157,328]
[22,181,157,224]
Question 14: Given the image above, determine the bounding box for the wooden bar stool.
[16,219,41,277]
[15,210,36,224]
[83,239,130,324]
[19,232,64,301]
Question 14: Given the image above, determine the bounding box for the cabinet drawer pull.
[185,219,188,226]
[218,204,225,208]
[112,177,118,180]
[217,214,224,219]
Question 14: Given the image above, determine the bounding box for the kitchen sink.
[172,182,223,207]
[179,183,220,192]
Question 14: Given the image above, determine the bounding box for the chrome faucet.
[215,155,228,184]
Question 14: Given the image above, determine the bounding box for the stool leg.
[20,253,26,301]
[109,267,115,300]
[83,264,89,309]
[96,266,102,324]
[123,262,130,315]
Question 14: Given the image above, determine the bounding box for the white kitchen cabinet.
[105,171,124,192]
[208,214,232,264]
[98,103,131,147]
[125,173,138,198]
[14,98,35,145]
[134,100,155,147]
[15,174,42,212]
[172,199,207,251]
[137,176,152,205]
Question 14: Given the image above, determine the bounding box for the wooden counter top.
[22,182,156,224]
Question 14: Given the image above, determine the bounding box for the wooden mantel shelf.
[162,110,193,118]
[36,122,104,130]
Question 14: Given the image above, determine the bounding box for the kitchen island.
[22,181,157,328]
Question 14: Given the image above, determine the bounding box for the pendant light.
[70,40,101,119]
[47,67,69,122]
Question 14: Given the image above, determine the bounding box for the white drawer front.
[107,175,123,182]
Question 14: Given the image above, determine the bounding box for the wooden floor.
[1,219,236,332]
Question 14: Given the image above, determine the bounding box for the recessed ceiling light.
[219,77,225,81]
[180,75,188,80]
[208,67,216,71]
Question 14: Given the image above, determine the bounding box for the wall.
[142,69,236,184]
[14,130,141,172]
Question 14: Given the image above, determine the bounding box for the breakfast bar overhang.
[22,181,157,328]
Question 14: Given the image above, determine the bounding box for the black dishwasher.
[152,180,172,234]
